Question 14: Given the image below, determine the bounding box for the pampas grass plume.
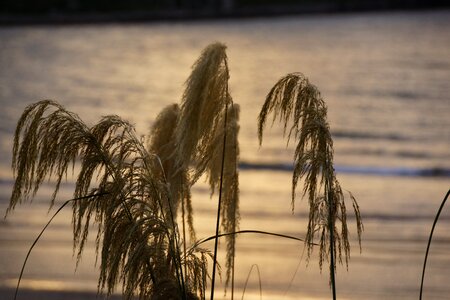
[258,73,363,278]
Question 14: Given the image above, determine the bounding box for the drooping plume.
[175,42,231,182]
[205,104,240,291]
[147,103,195,241]
[8,100,201,299]
[258,73,363,277]
[174,42,240,294]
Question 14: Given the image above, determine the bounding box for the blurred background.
[1,1,449,299]
[0,0,449,23]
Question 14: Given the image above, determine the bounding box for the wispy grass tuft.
[8,44,368,300]
[258,73,363,296]
[173,42,240,298]
[205,104,240,294]
[7,99,203,299]
[147,103,195,242]
[7,42,243,300]
[176,42,231,182]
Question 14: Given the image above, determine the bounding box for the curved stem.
[241,264,262,300]
[13,192,108,300]
[210,101,229,300]
[419,189,450,300]
[192,229,312,249]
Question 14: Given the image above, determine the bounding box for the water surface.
[0,9,449,299]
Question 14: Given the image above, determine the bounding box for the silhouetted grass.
[7,43,365,300]
[420,189,450,300]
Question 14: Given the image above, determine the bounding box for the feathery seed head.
[176,42,231,176]
[258,73,363,278]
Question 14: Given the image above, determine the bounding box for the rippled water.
[0,9,449,299]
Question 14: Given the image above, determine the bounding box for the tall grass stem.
[241,264,262,300]
[210,101,229,300]
[151,180,187,299]
[328,191,337,300]
[182,196,188,285]
[419,189,450,300]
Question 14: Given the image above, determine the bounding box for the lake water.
[0,9,449,300]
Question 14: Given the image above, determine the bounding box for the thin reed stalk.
[12,192,108,300]
[328,191,337,300]
[241,264,262,300]
[192,230,311,248]
[182,195,188,283]
[419,189,450,300]
[174,42,239,298]
[210,101,229,300]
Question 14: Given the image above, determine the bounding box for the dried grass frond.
[258,73,363,276]
[8,100,196,299]
[9,43,241,300]
[203,104,240,291]
[8,44,364,300]
[147,104,181,204]
[9,100,88,211]
[147,104,195,242]
[172,42,240,294]
[175,42,231,181]
[183,246,215,300]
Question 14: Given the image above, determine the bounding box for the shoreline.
[1,4,448,26]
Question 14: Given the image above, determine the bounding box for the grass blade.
[13,193,107,300]
[193,229,313,248]
[210,101,229,300]
[241,264,262,300]
[419,189,450,300]
[328,191,337,300]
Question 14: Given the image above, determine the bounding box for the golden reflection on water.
[4,279,68,291]
[0,9,449,300]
